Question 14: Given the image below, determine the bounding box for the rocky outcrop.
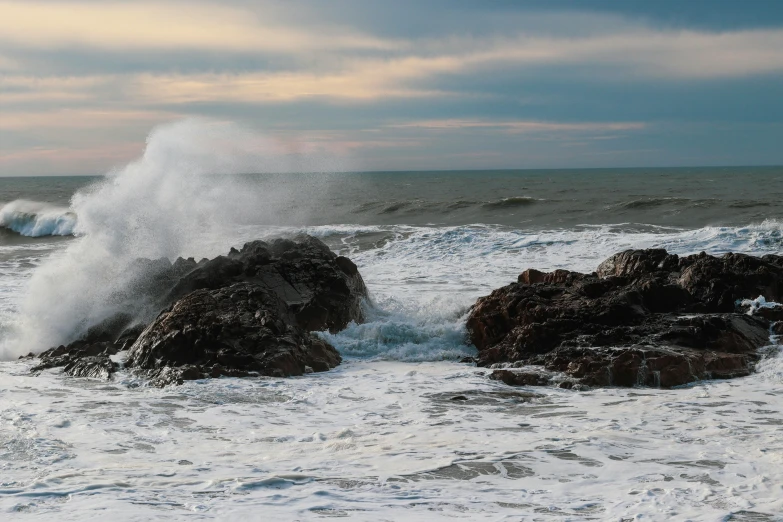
[468,249,782,388]
[29,236,367,386]
[126,283,341,385]
[164,236,366,333]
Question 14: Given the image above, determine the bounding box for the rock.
[30,320,144,379]
[166,236,367,333]
[489,369,550,386]
[146,365,204,387]
[63,356,117,379]
[467,249,783,388]
[540,346,752,388]
[31,340,121,375]
[31,235,367,386]
[754,306,783,322]
[126,282,342,380]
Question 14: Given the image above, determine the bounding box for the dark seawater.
[2,166,782,235]
[295,166,783,229]
[0,176,95,207]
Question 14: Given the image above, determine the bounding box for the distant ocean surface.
[3,166,783,230]
[1,164,782,520]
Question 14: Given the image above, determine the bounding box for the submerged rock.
[469,249,782,388]
[31,235,367,385]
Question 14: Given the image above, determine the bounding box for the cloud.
[0,1,399,53]
[130,69,445,103]
[3,2,783,83]
[0,142,144,175]
[0,75,112,103]
[0,108,178,130]
[390,119,646,133]
[1,2,783,174]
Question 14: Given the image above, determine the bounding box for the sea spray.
[0,119,342,358]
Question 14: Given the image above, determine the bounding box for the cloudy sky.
[1,0,783,175]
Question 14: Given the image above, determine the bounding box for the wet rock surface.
[126,282,342,385]
[28,236,366,386]
[468,249,782,388]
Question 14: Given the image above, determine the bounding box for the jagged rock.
[126,282,341,380]
[31,236,366,386]
[468,249,782,388]
[31,340,121,375]
[63,356,117,379]
[146,365,204,387]
[166,236,367,332]
[489,369,550,386]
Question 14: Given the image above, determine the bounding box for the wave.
[1,118,349,358]
[380,201,414,214]
[728,200,774,209]
[352,196,544,217]
[613,197,718,210]
[481,196,541,209]
[0,200,77,237]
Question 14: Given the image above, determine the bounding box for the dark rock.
[126,282,343,383]
[147,365,204,387]
[166,236,367,333]
[63,356,117,379]
[32,340,120,375]
[31,235,367,385]
[468,249,782,388]
[489,369,550,386]
[754,306,783,322]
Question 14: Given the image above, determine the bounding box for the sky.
[1,0,783,176]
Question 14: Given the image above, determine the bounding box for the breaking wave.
[0,200,77,237]
[0,118,344,358]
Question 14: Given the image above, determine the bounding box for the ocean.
[1,137,783,519]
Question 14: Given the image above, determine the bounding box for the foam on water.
[1,218,782,519]
[2,355,783,520]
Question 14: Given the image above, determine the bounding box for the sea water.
[1,120,782,520]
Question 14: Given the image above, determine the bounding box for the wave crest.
[482,196,541,209]
[0,200,77,237]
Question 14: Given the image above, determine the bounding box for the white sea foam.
[2,357,783,520]
[0,200,76,237]
[1,217,782,518]
[741,295,782,314]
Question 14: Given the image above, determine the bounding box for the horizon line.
[1,164,782,179]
